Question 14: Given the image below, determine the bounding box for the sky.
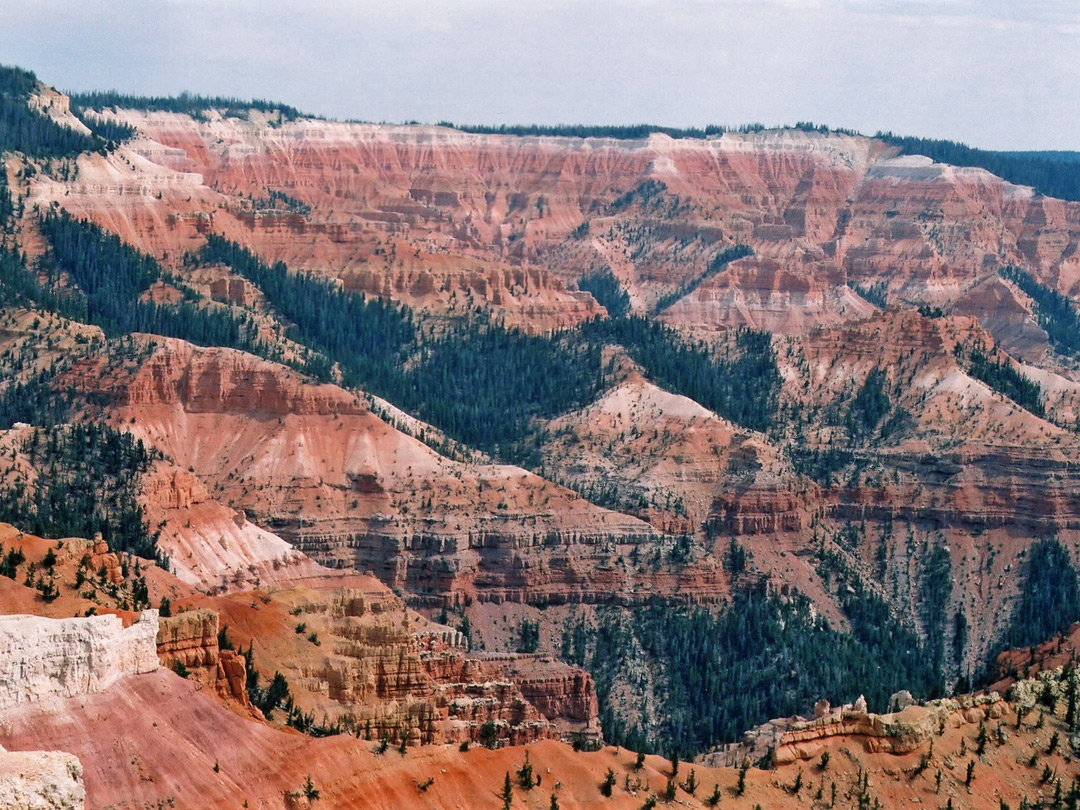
[0,0,1077,151]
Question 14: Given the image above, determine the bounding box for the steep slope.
[544,370,810,536]
[29,112,1080,347]
[0,644,1076,810]
[61,337,661,604]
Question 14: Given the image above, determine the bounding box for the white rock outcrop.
[0,744,85,810]
[0,611,159,709]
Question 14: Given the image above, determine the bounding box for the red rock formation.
[188,582,597,746]
[0,664,1072,810]
[60,337,661,605]
[155,609,250,706]
[27,111,1079,342]
[704,693,1008,768]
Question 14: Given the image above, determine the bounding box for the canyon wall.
[28,114,1080,343]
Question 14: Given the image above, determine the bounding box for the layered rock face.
[156,610,249,705]
[0,612,159,709]
[474,654,601,740]
[198,583,599,745]
[543,371,809,535]
[12,97,1080,694]
[0,745,84,810]
[65,338,660,604]
[29,115,1080,343]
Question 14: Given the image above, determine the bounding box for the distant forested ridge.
[439,121,862,141]
[440,123,749,140]
[879,132,1080,203]
[1000,151,1080,164]
[68,90,305,121]
[0,65,104,158]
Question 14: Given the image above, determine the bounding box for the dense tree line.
[402,323,604,461]
[203,236,605,460]
[1001,151,1080,164]
[835,577,943,699]
[564,585,941,755]
[440,123,761,140]
[441,121,861,142]
[577,269,630,318]
[959,342,1045,418]
[848,280,888,309]
[0,157,13,226]
[0,423,163,562]
[918,544,953,679]
[846,367,891,440]
[70,107,137,145]
[1001,538,1080,653]
[39,211,264,350]
[262,189,311,215]
[879,132,1080,203]
[205,237,778,457]
[0,244,75,313]
[201,234,415,391]
[68,90,305,121]
[441,121,865,142]
[581,317,781,432]
[0,371,73,430]
[1000,265,1080,356]
[0,65,105,159]
[653,244,753,314]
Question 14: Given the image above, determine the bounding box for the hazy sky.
[1,0,1077,150]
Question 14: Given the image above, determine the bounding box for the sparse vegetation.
[600,768,616,797]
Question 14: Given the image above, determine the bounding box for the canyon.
[0,603,1076,810]
[2,68,1080,807]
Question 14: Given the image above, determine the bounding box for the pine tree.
[518,752,536,789]
[501,772,513,810]
[683,768,697,795]
[600,768,616,797]
[704,783,721,807]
